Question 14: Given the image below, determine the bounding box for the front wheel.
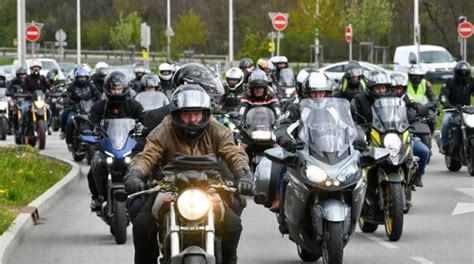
[183,255,206,264]
[445,152,462,172]
[384,183,404,241]
[112,199,128,244]
[297,245,320,262]
[358,216,378,233]
[36,120,47,150]
[0,117,8,140]
[322,221,344,264]
[467,146,474,176]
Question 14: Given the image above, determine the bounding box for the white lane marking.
[455,188,474,198]
[452,202,474,215]
[359,233,399,249]
[410,256,434,264]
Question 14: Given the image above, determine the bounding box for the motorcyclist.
[406,64,438,104]
[85,71,144,212]
[60,67,101,146]
[334,61,366,102]
[222,67,245,113]
[91,67,109,94]
[20,59,51,134]
[238,57,254,85]
[239,69,280,119]
[124,84,253,264]
[273,72,333,211]
[157,62,174,98]
[257,58,277,86]
[129,65,148,94]
[439,61,474,154]
[390,72,430,188]
[138,73,161,93]
[272,55,289,80]
[7,67,28,134]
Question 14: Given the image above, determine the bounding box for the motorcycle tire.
[183,255,206,264]
[36,120,47,150]
[112,199,128,244]
[467,146,474,177]
[0,117,8,140]
[358,216,378,233]
[384,183,404,242]
[72,151,85,162]
[52,116,60,132]
[297,245,320,262]
[445,153,462,172]
[322,221,344,264]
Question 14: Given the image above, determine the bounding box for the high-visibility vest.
[341,78,366,93]
[407,79,427,103]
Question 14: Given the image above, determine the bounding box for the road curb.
[0,153,82,264]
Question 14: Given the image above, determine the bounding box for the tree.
[347,0,393,44]
[109,11,141,49]
[172,8,208,57]
[237,27,268,61]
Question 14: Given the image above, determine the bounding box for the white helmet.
[29,59,42,70]
[80,63,92,75]
[225,67,244,91]
[158,63,173,81]
[304,72,332,93]
[94,61,109,72]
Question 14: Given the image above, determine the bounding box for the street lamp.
[77,0,81,65]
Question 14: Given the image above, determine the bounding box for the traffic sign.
[25,24,41,42]
[344,25,353,42]
[458,21,473,39]
[55,29,67,42]
[272,13,288,31]
[268,41,275,53]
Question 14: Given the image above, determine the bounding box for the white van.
[13,58,66,81]
[393,45,456,82]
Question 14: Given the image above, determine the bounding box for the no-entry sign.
[345,25,353,42]
[25,25,41,42]
[272,14,288,31]
[458,21,473,39]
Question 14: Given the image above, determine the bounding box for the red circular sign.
[344,26,353,42]
[25,25,41,42]
[272,14,288,31]
[458,22,473,39]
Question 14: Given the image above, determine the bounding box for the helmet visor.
[174,90,211,109]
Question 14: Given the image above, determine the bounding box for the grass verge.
[0,145,71,235]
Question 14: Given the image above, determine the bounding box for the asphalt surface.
[2,133,473,264]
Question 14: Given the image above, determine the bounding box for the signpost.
[55,29,67,62]
[345,24,353,60]
[25,22,43,56]
[268,12,289,56]
[458,20,473,60]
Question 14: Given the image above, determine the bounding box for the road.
[2,133,473,264]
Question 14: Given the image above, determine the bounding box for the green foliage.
[83,20,113,49]
[109,11,142,49]
[347,0,393,44]
[237,28,268,61]
[0,145,71,234]
[0,0,17,47]
[172,9,209,55]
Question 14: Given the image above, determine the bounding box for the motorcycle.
[239,106,276,171]
[256,98,389,264]
[359,97,414,241]
[123,154,237,264]
[47,90,64,132]
[20,90,49,150]
[70,99,94,161]
[0,88,10,140]
[276,68,296,104]
[134,91,170,112]
[437,105,474,176]
[412,96,438,151]
[80,118,139,244]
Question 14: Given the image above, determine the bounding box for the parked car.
[317,61,393,83]
[13,58,66,81]
[0,65,15,82]
[393,45,456,82]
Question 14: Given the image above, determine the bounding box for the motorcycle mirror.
[264,147,297,165]
[361,147,389,168]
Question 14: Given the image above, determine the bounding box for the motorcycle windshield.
[245,107,275,132]
[0,88,7,100]
[135,91,169,111]
[371,97,409,133]
[278,68,295,87]
[299,98,357,157]
[101,118,135,150]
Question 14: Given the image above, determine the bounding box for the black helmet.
[96,67,109,78]
[346,65,363,85]
[140,73,161,91]
[248,69,269,100]
[454,61,471,81]
[239,58,254,70]
[16,67,27,78]
[170,84,211,141]
[171,63,224,108]
[366,70,391,99]
[104,71,129,100]
[74,67,90,87]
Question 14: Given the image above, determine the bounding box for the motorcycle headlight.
[383,133,402,158]
[177,189,211,221]
[124,156,131,164]
[251,131,272,140]
[305,165,328,184]
[34,101,45,108]
[106,157,113,164]
[285,87,295,96]
[463,113,474,128]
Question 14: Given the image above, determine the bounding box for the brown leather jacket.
[130,115,250,179]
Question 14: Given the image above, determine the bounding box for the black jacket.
[24,74,50,94]
[89,98,144,126]
[64,82,102,108]
[91,74,105,93]
[238,92,280,119]
[440,77,474,108]
[129,78,142,94]
[274,102,300,148]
